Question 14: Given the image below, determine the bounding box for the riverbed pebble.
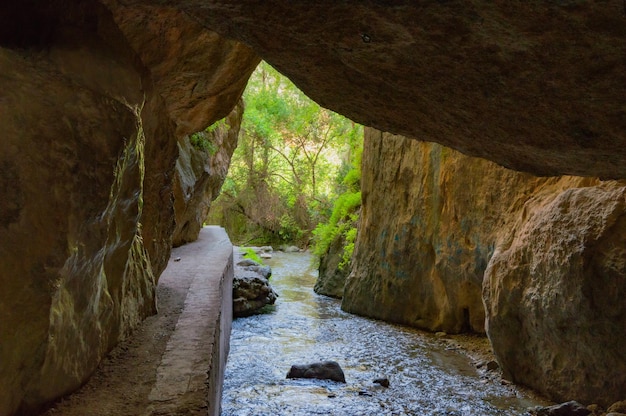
[373,377,390,387]
[530,400,591,416]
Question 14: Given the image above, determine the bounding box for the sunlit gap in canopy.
[205,61,363,260]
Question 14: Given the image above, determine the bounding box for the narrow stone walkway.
[43,226,233,416]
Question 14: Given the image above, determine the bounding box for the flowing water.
[221,251,544,416]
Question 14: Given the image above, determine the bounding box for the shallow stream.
[221,251,544,416]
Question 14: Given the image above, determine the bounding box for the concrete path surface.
[43,226,233,416]
[147,226,233,416]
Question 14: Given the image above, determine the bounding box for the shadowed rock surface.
[2,1,626,414]
[172,101,243,246]
[125,0,626,178]
[343,128,626,406]
[0,1,257,414]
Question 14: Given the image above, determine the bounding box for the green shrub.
[189,118,230,155]
[312,190,361,265]
[339,227,358,269]
[241,247,264,265]
[189,132,218,154]
[278,214,305,244]
[341,167,360,190]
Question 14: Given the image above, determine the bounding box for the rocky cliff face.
[314,226,354,299]
[343,129,536,333]
[344,128,626,406]
[0,2,257,414]
[2,1,626,413]
[172,101,243,247]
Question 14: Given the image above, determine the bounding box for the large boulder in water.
[233,271,278,317]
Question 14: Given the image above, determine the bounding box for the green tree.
[208,62,362,246]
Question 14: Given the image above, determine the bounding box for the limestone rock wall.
[0,2,257,414]
[343,128,626,405]
[0,10,162,413]
[172,101,243,247]
[484,184,626,407]
[342,129,544,333]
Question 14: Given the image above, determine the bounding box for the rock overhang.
[120,0,626,178]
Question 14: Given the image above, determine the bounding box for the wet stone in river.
[286,360,346,383]
[222,251,549,415]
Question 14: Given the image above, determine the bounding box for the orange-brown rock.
[484,183,626,407]
[131,0,626,178]
[102,0,259,137]
[2,0,626,413]
[0,1,257,414]
[172,101,243,246]
[343,129,543,333]
[343,128,626,405]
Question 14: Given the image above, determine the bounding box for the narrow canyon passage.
[222,251,548,416]
[42,227,232,416]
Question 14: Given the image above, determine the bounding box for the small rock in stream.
[486,360,499,371]
[237,258,259,267]
[476,359,499,370]
[358,390,373,397]
[530,401,591,416]
[373,377,390,387]
[286,360,346,383]
[281,245,301,253]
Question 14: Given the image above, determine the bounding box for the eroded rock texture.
[484,184,626,407]
[2,0,626,413]
[102,0,259,137]
[0,1,257,414]
[172,101,243,246]
[128,0,626,178]
[314,210,359,299]
[344,128,626,405]
[314,232,352,299]
[343,129,539,332]
[0,6,162,414]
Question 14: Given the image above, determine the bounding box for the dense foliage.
[208,62,362,249]
[241,247,264,265]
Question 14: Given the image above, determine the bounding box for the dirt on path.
[42,227,233,416]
